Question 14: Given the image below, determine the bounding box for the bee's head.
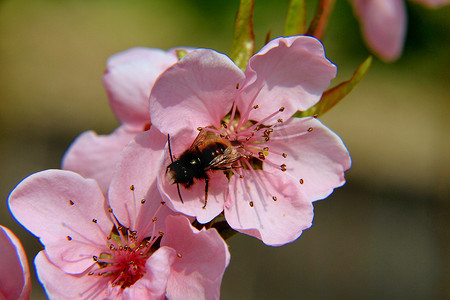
[166,155,201,184]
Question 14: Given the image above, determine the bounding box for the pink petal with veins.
[264,117,351,201]
[108,127,177,235]
[104,47,179,128]
[149,49,245,135]
[238,36,336,122]
[0,225,31,300]
[226,170,314,246]
[8,170,112,274]
[162,216,230,300]
[62,125,137,194]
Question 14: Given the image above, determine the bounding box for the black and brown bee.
[166,128,243,208]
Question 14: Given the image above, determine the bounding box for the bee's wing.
[189,129,214,150]
[208,147,243,170]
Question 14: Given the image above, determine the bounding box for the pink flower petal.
[35,251,109,300]
[8,170,112,274]
[237,36,336,123]
[108,127,176,235]
[352,0,406,62]
[0,226,31,300]
[264,117,351,201]
[104,47,179,128]
[62,126,137,194]
[157,128,227,224]
[124,247,177,300]
[162,216,230,300]
[149,49,245,135]
[225,170,314,246]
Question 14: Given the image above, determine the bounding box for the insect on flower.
[166,128,244,208]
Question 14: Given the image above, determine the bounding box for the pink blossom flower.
[0,225,31,300]
[8,160,229,299]
[123,35,352,246]
[62,47,188,194]
[350,0,450,62]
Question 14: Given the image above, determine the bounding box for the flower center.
[203,101,288,173]
[87,198,165,290]
[89,226,160,289]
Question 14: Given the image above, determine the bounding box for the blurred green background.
[1,0,449,299]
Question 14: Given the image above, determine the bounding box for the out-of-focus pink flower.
[8,163,229,299]
[62,47,188,194]
[350,0,450,62]
[0,225,31,300]
[120,36,351,246]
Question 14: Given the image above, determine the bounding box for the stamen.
[236,84,265,129]
[228,101,238,129]
[299,179,304,184]
[69,200,74,205]
[308,127,313,132]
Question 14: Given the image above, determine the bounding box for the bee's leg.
[202,175,209,209]
[214,166,232,170]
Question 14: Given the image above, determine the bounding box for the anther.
[108,208,113,213]
[246,136,251,141]
[282,153,287,158]
[152,217,157,222]
[88,272,94,276]
[277,118,284,123]
[258,152,265,160]
[249,201,254,207]
[93,256,98,261]
[236,83,240,89]
[300,179,304,184]
[279,107,285,112]
[263,147,269,151]
[92,219,97,223]
[160,201,166,205]
[308,127,313,132]
[66,236,72,241]
[159,231,164,236]
[69,200,74,205]
[141,199,146,204]
[197,127,202,131]
[265,137,270,142]
[256,125,261,131]
[253,105,259,109]
[130,185,135,191]
[272,196,277,201]
[177,253,182,258]
[143,122,152,131]
[313,114,318,118]
[280,164,287,171]
[240,175,244,178]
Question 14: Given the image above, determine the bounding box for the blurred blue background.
[1,0,448,299]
